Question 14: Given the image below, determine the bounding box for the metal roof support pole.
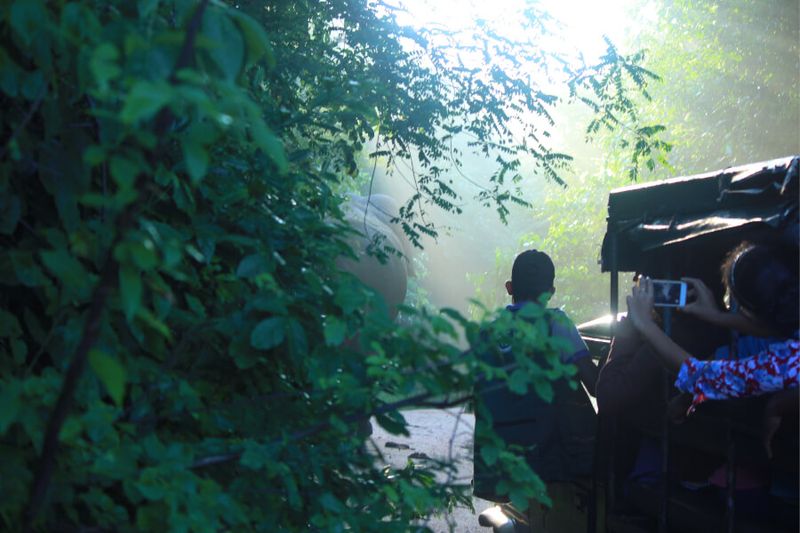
[659,308,673,533]
[725,315,739,533]
[725,422,737,533]
[609,232,619,338]
[605,229,619,527]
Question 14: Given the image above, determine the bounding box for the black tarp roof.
[601,155,799,273]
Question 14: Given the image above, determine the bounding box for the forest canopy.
[1,0,670,530]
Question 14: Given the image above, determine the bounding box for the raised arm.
[626,277,693,371]
[679,277,776,336]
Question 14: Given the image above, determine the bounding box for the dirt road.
[370,408,495,532]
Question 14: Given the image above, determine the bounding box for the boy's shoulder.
[548,307,576,325]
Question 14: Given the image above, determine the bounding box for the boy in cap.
[505,249,598,393]
[474,249,598,532]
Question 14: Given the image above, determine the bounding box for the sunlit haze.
[380,0,797,324]
[395,0,653,62]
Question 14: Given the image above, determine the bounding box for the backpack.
[473,316,596,501]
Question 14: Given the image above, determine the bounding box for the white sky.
[393,0,655,62]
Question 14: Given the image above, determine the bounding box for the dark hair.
[510,249,555,302]
[721,242,799,335]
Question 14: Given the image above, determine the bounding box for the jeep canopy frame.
[602,155,799,320]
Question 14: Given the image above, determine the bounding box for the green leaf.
[11,338,27,365]
[250,120,288,174]
[110,156,140,188]
[282,470,301,509]
[185,294,205,317]
[0,379,21,433]
[236,254,270,278]
[334,280,367,314]
[480,444,499,466]
[286,319,308,357]
[129,242,159,271]
[240,441,268,470]
[90,43,121,93]
[251,296,286,314]
[229,10,275,69]
[0,48,21,97]
[532,378,553,403]
[250,317,285,350]
[23,308,46,343]
[89,349,127,406]
[40,248,91,294]
[182,138,209,183]
[509,487,531,512]
[21,70,45,101]
[135,468,166,501]
[319,492,344,513]
[323,316,346,346]
[507,369,529,395]
[120,81,172,124]
[135,308,172,340]
[119,264,142,321]
[0,310,22,338]
[83,145,106,166]
[10,0,45,48]
[138,0,160,19]
[202,7,244,81]
[375,411,409,436]
[0,194,21,235]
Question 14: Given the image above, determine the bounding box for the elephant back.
[337,194,412,318]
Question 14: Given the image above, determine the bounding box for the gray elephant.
[337,193,414,320]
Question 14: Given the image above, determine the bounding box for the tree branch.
[23,237,122,529]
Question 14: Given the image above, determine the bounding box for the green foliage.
[0,1,665,530]
[568,39,672,181]
[634,0,799,171]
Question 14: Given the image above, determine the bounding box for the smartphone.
[651,279,687,307]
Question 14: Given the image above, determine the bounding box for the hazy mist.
[363,0,799,323]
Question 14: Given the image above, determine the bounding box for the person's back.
[473,249,598,530]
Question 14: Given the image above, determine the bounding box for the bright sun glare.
[395,0,648,61]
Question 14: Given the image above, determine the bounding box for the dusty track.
[369,408,495,532]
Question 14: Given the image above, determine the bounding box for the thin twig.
[408,155,428,227]
[0,86,46,161]
[24,310,67,377]
[363,133,381,235]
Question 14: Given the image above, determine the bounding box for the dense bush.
[0,1,664,530]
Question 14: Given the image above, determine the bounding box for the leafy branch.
[22,2,211,527]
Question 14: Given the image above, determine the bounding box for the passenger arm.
[679,277,776,337]
[627,277,693,372]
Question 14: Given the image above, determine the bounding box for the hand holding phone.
[651,279,687,307]
[679,277,720,318]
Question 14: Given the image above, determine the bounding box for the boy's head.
[506,249,555,303]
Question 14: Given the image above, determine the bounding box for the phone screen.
[651,280,687,307]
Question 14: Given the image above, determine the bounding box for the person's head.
[721,242,799,335]
[505,249,555,304]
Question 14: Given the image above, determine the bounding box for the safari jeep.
[478,155,799,533]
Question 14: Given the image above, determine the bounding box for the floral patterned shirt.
[675,338,799,412]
